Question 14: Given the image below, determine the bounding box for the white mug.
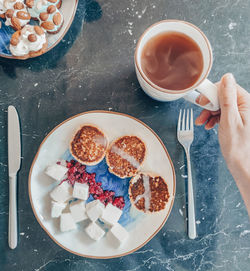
[135,20,220,111]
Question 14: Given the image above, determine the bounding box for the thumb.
[219,73,240,123]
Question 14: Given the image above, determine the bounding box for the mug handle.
[184,79,220,111]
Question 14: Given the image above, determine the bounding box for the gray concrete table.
[0,0,250,270]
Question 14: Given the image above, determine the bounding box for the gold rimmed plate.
[0,0,78,59]
[28,111,176,258]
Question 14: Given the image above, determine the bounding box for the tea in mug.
[141,32,203,90]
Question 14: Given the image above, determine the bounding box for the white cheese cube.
[108,223,129,246]
[101,203,123,226]
[86,200,105,222]
[45,164,68,181]
[60,213,77,232]
[69,200,88,223]
[50,182,73,203]
[85,222,105,241]
[73,182,89,200]
[51,201,67,218]
[57,160,67,167]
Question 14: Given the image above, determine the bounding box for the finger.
[210,109,221,116]
[195,109,212,126]
[237,84,250,108]
[205,116,220,130]
[195,94,210,106]
[237,84,250,97]
[237,84,250,125]
[219,73,240,123]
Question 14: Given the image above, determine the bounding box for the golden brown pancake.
[106,136,146,178]
[129,172,170,212]
[70,125,108,165]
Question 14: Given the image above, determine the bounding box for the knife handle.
[9,174,17,249]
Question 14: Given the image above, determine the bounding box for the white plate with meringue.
[0,0,78,59]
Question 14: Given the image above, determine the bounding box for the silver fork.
[177,109,196,239]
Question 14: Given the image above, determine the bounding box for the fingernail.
[194,118,201,125]
[195,96,201,104]
[223,73,236,87]
[199,95,209,106]
[195,116,202,126]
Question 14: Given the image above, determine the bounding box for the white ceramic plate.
[28,111,176,258]
[0,0,78,59]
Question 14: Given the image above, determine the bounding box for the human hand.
[195,73,250,215]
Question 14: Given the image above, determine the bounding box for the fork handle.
[186,150,197,239]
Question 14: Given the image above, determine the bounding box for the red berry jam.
[62,160,125,209]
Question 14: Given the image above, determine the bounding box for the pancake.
[106,135,146,178]
[70,125,108,166]
[129,172,170,213]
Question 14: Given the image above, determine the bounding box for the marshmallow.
[100,203,123,226]
[69,200,88,223]
[60,213,77,232]
[51,201,67,218]
[73,182,89,200]
[86,200,105,222]
[85,222,105,241]
[108,223,129,246]
[45,164,68,182]
[50,182,73,203]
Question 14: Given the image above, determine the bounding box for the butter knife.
[8,106,21,249]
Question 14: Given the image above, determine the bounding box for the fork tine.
[178,109,182,131]
[190,108,194,131]
[182,109,186,130]
[186,109,189,130]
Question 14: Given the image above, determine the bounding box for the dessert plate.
[28,111,176,258]
[0,0,78,59]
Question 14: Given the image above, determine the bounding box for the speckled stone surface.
[0,0,250,270]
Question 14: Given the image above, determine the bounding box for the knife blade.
[8,105,21,249]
